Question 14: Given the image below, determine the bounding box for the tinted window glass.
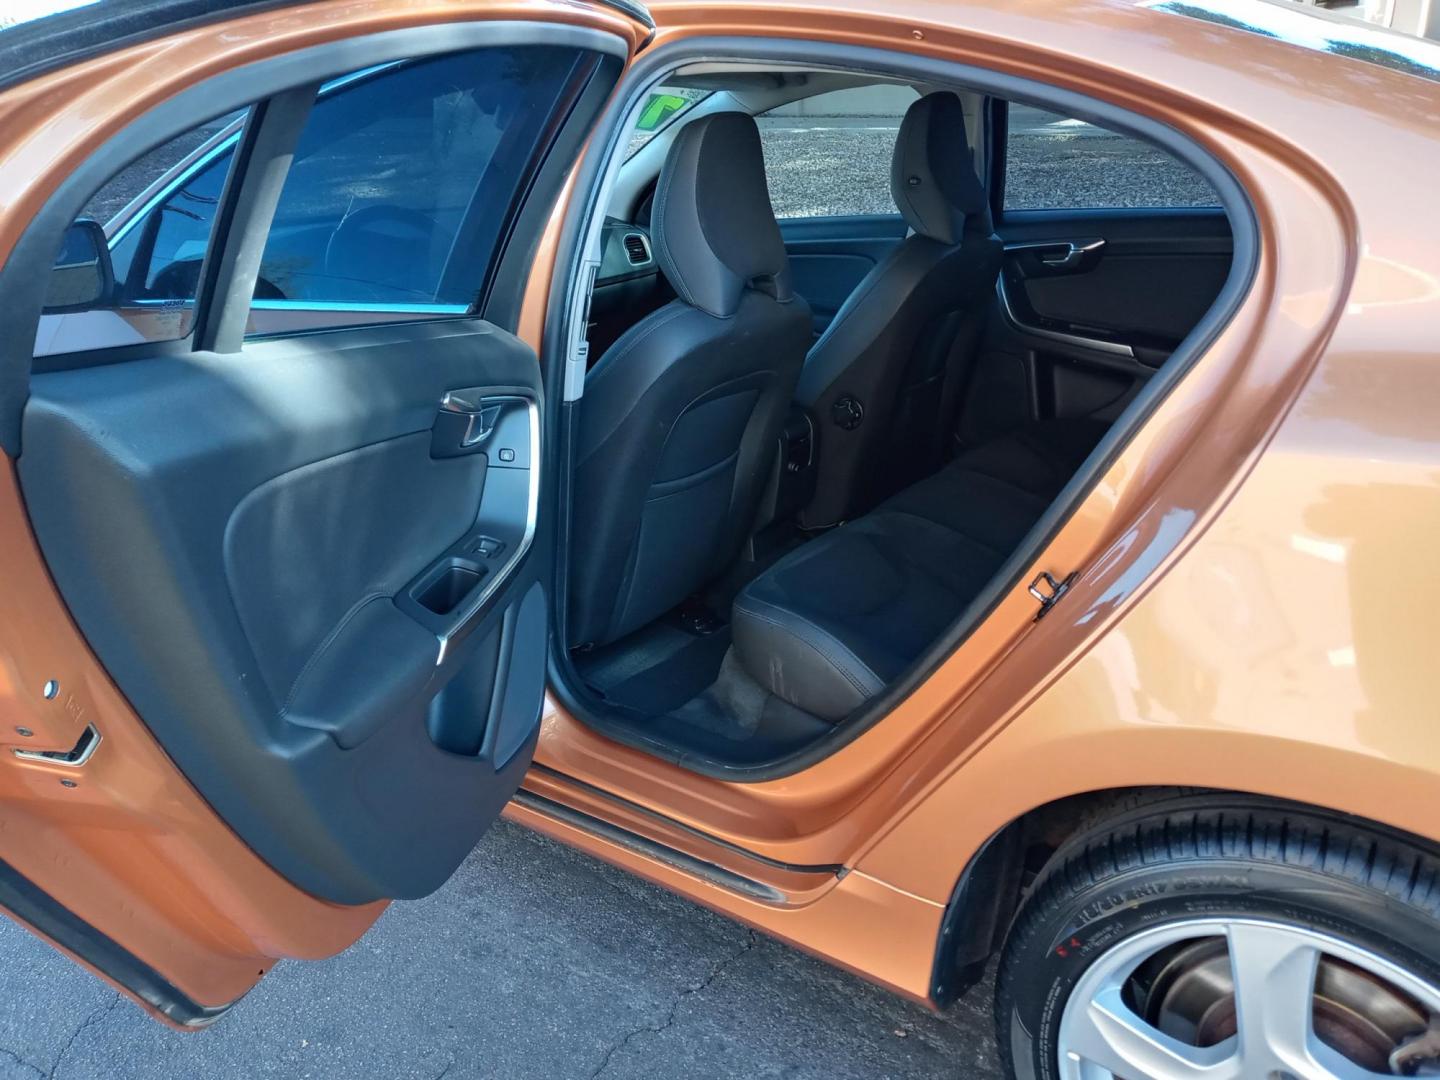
[253,47,579,321]
[34,112,243,357]
[1004,104,1220,210]
[36,45,586,357]
[757,86,920,219]
[109,143,235,301]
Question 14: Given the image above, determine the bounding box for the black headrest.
[651,112,792,318]
[890,92,991,245]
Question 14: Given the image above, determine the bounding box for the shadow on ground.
[0,822,1002,1080]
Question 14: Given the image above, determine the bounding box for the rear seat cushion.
[731,419,1106,720]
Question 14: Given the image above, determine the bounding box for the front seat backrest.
[795,91,1002,527]
[568,112,812,649]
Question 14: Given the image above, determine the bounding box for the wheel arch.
[927,782,1440,1006]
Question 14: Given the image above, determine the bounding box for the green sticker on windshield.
[635,93,690,132]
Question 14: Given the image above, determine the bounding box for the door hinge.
[1028,571,1077,621]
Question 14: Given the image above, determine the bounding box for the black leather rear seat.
[731,419,1107,720]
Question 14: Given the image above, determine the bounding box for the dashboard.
[587,220,669,361]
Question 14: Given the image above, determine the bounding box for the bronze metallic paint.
[0,0,645,1012]
[520,0,1440,1001]
[2,0,1438,1021]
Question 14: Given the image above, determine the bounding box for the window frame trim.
[6,21,630,423]
[104,128,243,251]
[194,85,317,353]
[86,54,528,350]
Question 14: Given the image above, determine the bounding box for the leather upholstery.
[891,90,991,244]
[569,113,811,648]
[651,111,795,318]
[797,92,1003,528]
[732,419,1107,720]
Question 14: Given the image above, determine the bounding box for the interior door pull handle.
[1005,237,1106,272]
[1040,245,1084,269]
[434,392,503,456]
[1038,239,1105,269]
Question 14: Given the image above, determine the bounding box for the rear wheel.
[995,795,1440,1079]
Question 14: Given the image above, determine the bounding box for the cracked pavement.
[0,821,1003,1079]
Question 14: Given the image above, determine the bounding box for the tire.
[995,793,1440,1080]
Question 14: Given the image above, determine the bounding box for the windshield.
[626,87,711,158]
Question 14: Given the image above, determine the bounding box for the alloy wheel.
[1057,918,1440,1079]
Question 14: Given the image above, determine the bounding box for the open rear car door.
[0,0,648,1024]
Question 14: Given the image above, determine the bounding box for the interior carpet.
[574,621,733,716]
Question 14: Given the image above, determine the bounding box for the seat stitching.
[734,598,884,699]
[581,305,698,455]
[734,603,873,699]
[587,303,694,381]
[646,448,741,501]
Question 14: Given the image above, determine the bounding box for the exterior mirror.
[44,219,113,311]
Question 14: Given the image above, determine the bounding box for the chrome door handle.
[434,391,504,457]
[1039,238,1105,269]
[1039,243,1086,269]
[1005,237,1106,272]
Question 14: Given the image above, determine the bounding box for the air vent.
[623,233,651,266]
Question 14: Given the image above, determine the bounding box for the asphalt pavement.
[0,820,1003,1080]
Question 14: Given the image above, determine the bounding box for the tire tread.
[995,792,1440,1079]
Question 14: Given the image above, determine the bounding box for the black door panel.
[961,209,1231,443]
[998,209,1232,353]
[20,320,545,903]
[778,214,907,337]
[1007,248,1231,353]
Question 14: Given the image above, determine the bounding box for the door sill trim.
[528,762,844,875]
[510,789,791,903]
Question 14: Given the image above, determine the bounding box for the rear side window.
[758,86,920,219]
[37,45,587,356]
[1004,104,1220,210]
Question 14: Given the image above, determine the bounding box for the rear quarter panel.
[854,11,1440,898]
[522,0,1440,1002]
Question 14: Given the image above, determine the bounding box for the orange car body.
[0,0,1437,1026]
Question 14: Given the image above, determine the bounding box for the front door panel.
[961,209,1234,444]
[997,209,1233,359]
[778,214,908,338]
